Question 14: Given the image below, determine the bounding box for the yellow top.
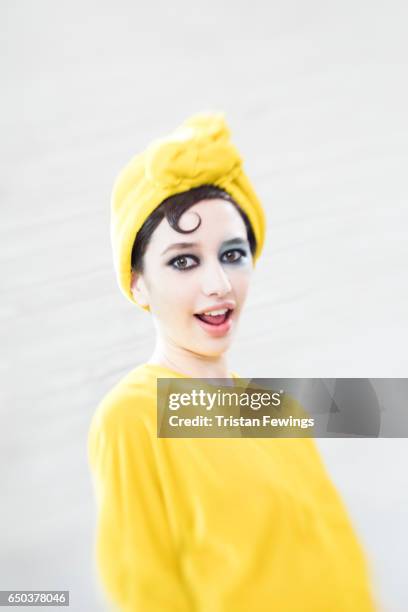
[88,363,376,611]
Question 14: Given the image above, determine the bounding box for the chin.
[191,338,233,358]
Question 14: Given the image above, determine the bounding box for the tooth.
[203,308,228,316]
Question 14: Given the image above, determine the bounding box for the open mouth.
[194,308,233,327]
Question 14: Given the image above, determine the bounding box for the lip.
[193,308,234,338]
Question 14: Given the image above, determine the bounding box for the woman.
[88,113,377,611]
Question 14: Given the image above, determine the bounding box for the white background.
[1,1,407,610]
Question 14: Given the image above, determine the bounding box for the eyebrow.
[161,237,248,256]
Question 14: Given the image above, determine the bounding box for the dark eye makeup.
[167,248,248,271]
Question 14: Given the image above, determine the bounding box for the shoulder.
[88,363,159,452]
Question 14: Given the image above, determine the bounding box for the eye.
[168,255,199,271]
[221,249,247,263]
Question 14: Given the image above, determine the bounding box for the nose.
[200,259,233,297]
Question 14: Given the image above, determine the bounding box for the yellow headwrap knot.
[144,114,242,189]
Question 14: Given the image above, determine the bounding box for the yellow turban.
[110,112,266,308]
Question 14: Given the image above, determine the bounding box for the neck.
[147,336,232,380]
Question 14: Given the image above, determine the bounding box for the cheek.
[230,267,252,300]
[150,273,197,319]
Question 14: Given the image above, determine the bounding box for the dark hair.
[131,185,257,273]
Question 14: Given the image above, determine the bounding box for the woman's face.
[131,199,254,357]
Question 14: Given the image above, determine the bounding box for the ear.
[130,271,150,309]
